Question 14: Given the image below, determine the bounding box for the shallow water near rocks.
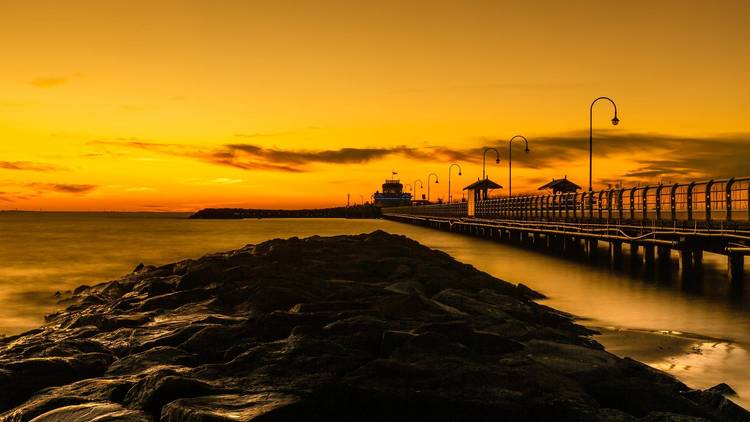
[1,212,749,409]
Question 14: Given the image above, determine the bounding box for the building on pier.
[373,177,412,207]
[464,178,502,217]
[538,176,581,195]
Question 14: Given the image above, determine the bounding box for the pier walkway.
[383,177,750,285]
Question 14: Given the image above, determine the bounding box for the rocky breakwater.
[0,231,747,421]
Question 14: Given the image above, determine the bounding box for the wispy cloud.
[501,131,750,182]
[30,77,67,88]
[0,161,61,172]
[29,183,97,194]
[94,138,480,172]
[89,132,750,185]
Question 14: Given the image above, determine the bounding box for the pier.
[383,177,750,286]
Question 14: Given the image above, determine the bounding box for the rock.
[106,346,195,376]
[0,232,747,421]
[160,393,301,421]
[123,372,217,417]
[0,354,114,412]
[26,402,151,421]
[708,382,738,396]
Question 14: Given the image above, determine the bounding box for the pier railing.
[383,177,750,225]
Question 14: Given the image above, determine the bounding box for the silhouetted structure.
[373,178,411,207]
[464,178,502,201]
[190,205,380,219]
[538,177,581,195]
[464,178,502,217]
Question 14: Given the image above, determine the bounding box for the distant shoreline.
[189,205,382,219]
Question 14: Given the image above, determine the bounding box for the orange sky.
[1,0,749,211]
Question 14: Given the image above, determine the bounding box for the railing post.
[670,183,678,221]
[705,179,714,222]
[726,177,735,222]
[629,188,636,221]
[655,184,663,221]
[687,182,695,221]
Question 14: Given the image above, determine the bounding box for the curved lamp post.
[483,147,500,180]
[413,179,424,201]
[448,163,462,203]
[589,97,619,191]
[427,173,439,202]
[508,135,530,198]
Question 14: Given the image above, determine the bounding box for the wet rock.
[0,354,113,412]
[1,378,135,421]
[709,383,738,396]
[160,393,301,421]
[123,372,217,417]
[26,402,151,422]
[0,232,747,421]
[106,346,195,376]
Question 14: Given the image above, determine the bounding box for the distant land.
[189,205,381,219]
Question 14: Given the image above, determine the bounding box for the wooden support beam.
[644,244,655,266]
[728,254,745,286]
[610,241,623,268]
[657,246,671,263]
[679,250,693,271]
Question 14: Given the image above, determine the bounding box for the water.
[1,212,749,408]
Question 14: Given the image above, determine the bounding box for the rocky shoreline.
[0,231,747,421]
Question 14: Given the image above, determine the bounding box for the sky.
[1,0,749,211]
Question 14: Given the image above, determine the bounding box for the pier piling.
[728,254,745,286]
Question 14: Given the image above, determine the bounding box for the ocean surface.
[1,212,750,408]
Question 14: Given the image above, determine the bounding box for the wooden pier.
[383,177,750,287]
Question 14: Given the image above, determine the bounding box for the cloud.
[29,183,97,194]
[504,131,750,182]
[90,132,750,185]
[30,77,67,88]
[0,161,61,172]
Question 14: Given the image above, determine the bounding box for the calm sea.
[1,212,749,408]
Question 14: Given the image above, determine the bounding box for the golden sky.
[1,0,749,210]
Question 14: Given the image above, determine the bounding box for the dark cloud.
[93,139,484,172]
[90,132,750,184]
[478,131,750,183]
[0,161,60,172]
[29,183,97,194]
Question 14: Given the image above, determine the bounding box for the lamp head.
[611,116,620,126]
[524,147,530,153]
[495,158,500,164]
[435,179,439,184]
[458,171,462,176]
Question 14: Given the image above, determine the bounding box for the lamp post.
[508,135,530,198]
[589,97,619,191]
[427,173,439,202]
[448,163,462,203]
[483,147,500,180]
[413,179,423,201]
